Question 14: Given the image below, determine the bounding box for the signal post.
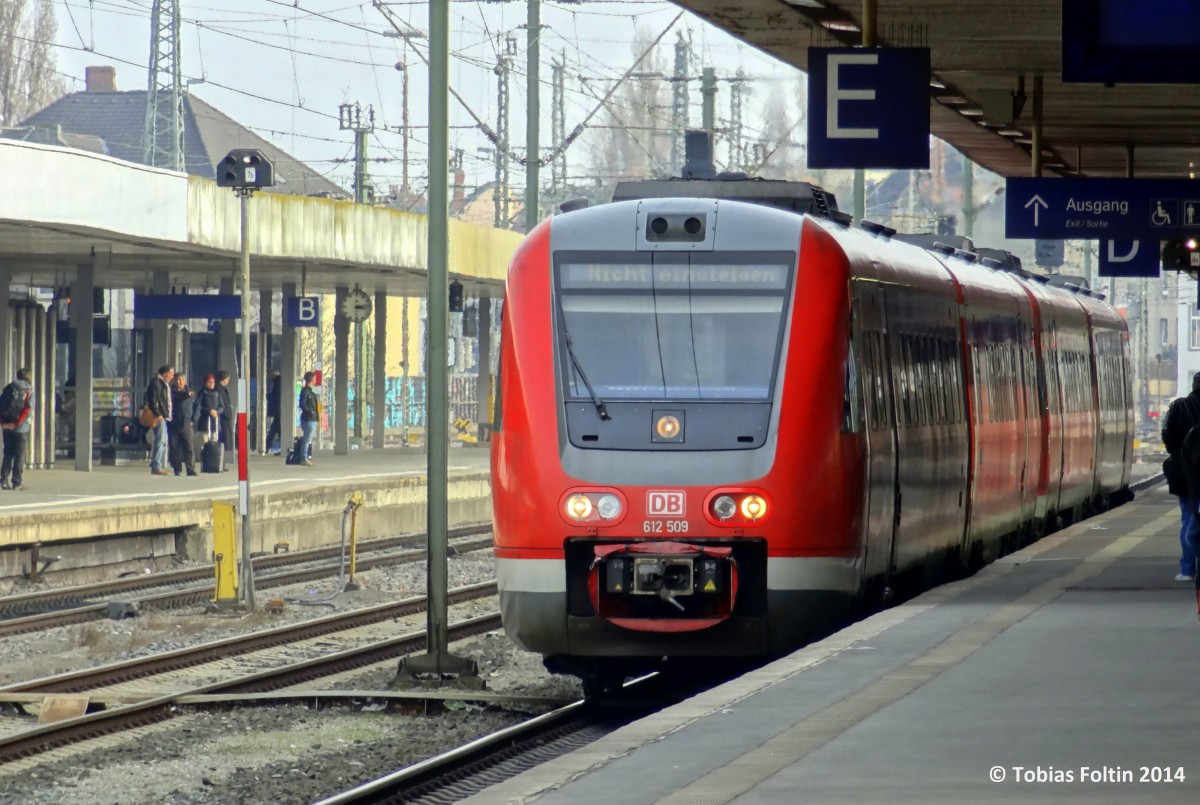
[216,148,275,611]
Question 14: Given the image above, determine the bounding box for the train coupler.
[589,541,738,631]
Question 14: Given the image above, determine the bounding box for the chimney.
[452,166,466,213]
[85,66,116,93]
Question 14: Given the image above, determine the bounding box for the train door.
[852,285,898,592]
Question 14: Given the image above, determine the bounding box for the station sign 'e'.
[1098,241,1160,278]
[286,296,320,327]
[806,47,931,170]
[1006,177,1200,241]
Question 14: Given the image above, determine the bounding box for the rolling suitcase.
[202,417,225,473]
[285,436,305,465]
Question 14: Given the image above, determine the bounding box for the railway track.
[312,674,688,805]
[0,583,502,763]
[0,525,494,637]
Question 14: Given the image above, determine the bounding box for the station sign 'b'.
[806,47,931,170]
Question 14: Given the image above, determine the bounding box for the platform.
[0,447,491,584]
[468,481,1200,804]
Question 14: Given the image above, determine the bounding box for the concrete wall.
[0,471,492,585]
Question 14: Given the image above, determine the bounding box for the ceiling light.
[929,78,947,90]
[960,108,984,116]
[940,96,968,105]
[821,19,861,32]
[998,129,1024,137]
[782,0,826,6]
[1014,137,1033,144]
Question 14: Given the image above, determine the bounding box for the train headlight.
[740,495,768,521]
[712,495,737,520]
[655,415,681,439]
[596,493,622,520]
[565,494,593,520]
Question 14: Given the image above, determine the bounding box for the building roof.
[6,90,346,198]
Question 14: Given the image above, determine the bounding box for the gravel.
[0,542,500,687]
[0,631,578,805]
[0,537,582,805]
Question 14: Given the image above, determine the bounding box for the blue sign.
[135,294,240,320]
[286,297,320,328]
[1005,178,1200,240]
[1064,0,1200,84]
[1099,241,1160,278]
[807,47,930,170]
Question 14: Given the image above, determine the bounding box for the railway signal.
[220,148,276,611]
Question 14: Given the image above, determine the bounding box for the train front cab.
[493,202,868,676]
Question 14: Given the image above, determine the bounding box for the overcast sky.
[50,0,803,195]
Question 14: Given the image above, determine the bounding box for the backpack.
[0,383,25,424]
[1183,422,1200,477]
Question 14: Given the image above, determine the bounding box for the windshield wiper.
[565,334,611,421]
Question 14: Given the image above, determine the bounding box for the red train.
[491,146,1134,692]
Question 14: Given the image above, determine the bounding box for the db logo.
[647,490,685,517]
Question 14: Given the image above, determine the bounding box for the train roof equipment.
[611,131,849,223]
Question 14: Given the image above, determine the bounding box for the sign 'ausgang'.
[1006,177,1200,240]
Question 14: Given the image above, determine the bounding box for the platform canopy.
[677,0,1200,179]
[0,140,521,296]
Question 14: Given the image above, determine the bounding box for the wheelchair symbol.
[1151,199,1176,227]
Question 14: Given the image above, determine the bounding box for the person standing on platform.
[145,365,174,476]
[1162,373,1200,582]
[265,370,282,456]
[298,371,319,467]
[169,373,198,476]
[0,368,34,491]
[216,370,234,470]
[197,374,224,443]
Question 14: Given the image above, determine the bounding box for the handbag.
[139,404,157,428]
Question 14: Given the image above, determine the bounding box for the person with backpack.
[1162,372,1200,581]
[0,368,34,491]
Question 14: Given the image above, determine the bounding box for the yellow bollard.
[211,501,239,605]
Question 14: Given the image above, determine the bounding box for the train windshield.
[556,253,794,401]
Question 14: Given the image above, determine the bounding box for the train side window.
[933,336,947,424]
[916,337,926,425]
[878,332,891,429]
[926,337,936,425]
[843,338,861,433]
[872,332,887,430]
[1009,344,1019,421]
[973,344,982,424]
[902,335,912,427]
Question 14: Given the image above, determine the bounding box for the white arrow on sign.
[1025,194,1049,227]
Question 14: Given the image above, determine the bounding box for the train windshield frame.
[553,251,796,402]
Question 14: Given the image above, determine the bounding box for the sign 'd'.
[807,47,931,170]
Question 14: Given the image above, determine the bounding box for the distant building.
[2,65,346,199]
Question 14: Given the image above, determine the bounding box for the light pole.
[217,149,275,610]
[396,0,478,685]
